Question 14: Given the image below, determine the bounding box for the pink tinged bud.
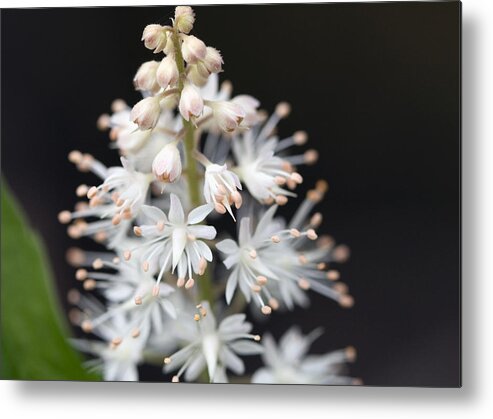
[187,63,210,86]
[152,142,182,183]
[181,35,207,64]
[156,55,179,89]
[142,24,168,53]
[209,101,246,133]
[131,96,161,130]
[133,61,160,93]
[179,83,204,121]
[174,6,195,34]
[204,47,223,74]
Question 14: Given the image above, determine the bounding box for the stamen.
[111,98,127,112]
[152,285,160,296]
[268,297,280,310]
[249,249,257,259]
[134,295,143,305]
[290,229,301,238]
[83,279,96,290]
[275,102,291,118]
[185,278,195,289]
[339,294,354,308]
[97,113,110,131]
[67,289,80,305]
[87,186,98,199]
[256,275,267,285]
[124,250,132,260]
[131,328,140,338]
[261,305,272,315]
[298,278,311,290]
[345,346,357,362]
[81,320,93,333]
[58,211,72,224]
[253,335,261,342]
[133,226,142,237]
[293,130,308,145]
[215,203,227,214]
[327,270,340,281]
[177,277,185,288]
[92,259,104,270]
[193,314,200,321]
[306,229,318,240]
[304,149,319,165]
[271,235,281,243]
[275,195,288,206]
[172,376,180,383]
[75,269,88,281]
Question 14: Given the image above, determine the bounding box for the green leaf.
[0,179,99,380]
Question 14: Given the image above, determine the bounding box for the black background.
[1,2,460,386]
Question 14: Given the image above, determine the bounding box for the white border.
[2,0,493,417]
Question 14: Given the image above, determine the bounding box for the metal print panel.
[0,2,461,386]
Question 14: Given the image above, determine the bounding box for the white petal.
[202,334,219,381]
[184,354,206,381]
[220,346,244,375]
[195,240,213,261]
[172,228,187,269]
[238,217,251,245]
[219,314,246,334]
[216,238,239,254]
[141,205,167,224]
[225,270,239,304]
[229,340,264,355]
[251,368,275,384]
[162,299,177,319]
[168,193,185,224]
[187,204,213,224]
[188,225,217,240]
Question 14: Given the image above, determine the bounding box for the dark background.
[1,2,461,386]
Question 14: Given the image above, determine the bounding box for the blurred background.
[1,2,460,386]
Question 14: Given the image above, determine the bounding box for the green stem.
[171,28,214,307]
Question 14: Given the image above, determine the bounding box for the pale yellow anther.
[156,220,165,231]
[124,250,132,261]
[87,186,98,199]
[298,278,310,290]
[306,229,318,240]
[142,261,150,272]
[268,297,280,311]
[68,150,83,164]
[275,102,291,118]
[261,305,272,315]
[256,275,267,286]
[132,328,141,338]
[253,335,261,342]
[76,184,89,197]
[112,214,122,226]
[152,285,160,297]
[271,235,281,243]
[97,113,111,131]
[75,269,87,281]
[304,149,319,165]
[251,284,262,293]
[339,294,354,308]
[83,279,96,291]
[290,172,303,184]
[111,337,122,346]
[164,357,171,365]
[193,314,201,321]
[133,226,142,237]
[274,176,286,186]
[214,202,226,214]
[310,212,323,227]
[249,249,257,259]
[81,320,93,333]
[134,295,143,305]
[92,258,104,270]
[172,376,179,383]
[317,262,327,270]
[293,130,308,145]
[58,211,72,224]
[111,98,127,113]
[177,277,185,288]
[290,228,301,238]
[327,270,340,281]
[185,278,195,289]
[275,195,288,206]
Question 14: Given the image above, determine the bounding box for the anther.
[293,130,308,145]
[124,250,132,261]
[253,335,261,342]
[290,229,301,238]
[81,320,93,333]
[111,337,122,346]
[310,212,323,228]
[261,305,272,315]
[68,150,83,164]
[134,295,143,305]
[92,258,104,270]
[251,284,262,293]
[214,203,226,214]
[268,297,280,310]
[87,186,98,199]
[177,277,185,288]
[111,98,127,113]
[185,278,195,289]
[83,279,96,291]
[290,172,303,184]
[249,249,257,259]
[132,328,141,338]
[345,346,357,362]
[271,235,281,243]
[298,254,308,264]
[97,113,111,131]
[256,275,267,286]
[164,357,171,365]
[304,149,319,165]
[306,229,318,240]
[67,289,81,305]
[142,261,150,272]
[133,226,142,237]
[274,176,286,186]
[58,211,72,224]
[327,270,340,281]
[172,376,179,383]
[112,214,122,226]
[156,220,165,231]
[75,269,87,281]
[297,278,311,290]
[275,195,288,206]
[275,102,291,118]
[339,294,354,308]
[193,314,200,321]
[152,285,160,297]
[76,184,89,197]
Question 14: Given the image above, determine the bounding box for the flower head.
[252,327,358,385]
[164,302,263,382]
[127,194,216,289]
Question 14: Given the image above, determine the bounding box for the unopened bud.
[203,47,223,74]
[134,61,160,93]
[142,24,168,53]
[152,142,182,183]
[131,96,161,130]
[156,55,179,89]
[178,83,204,121]
[181,35,207,64]
[174,6,195,34]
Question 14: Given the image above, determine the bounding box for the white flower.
[231,95,260,128]
[71,251,177,336]
[152,141,182,183]
[156,55,179,89]
[206,100,245,133]
[128,194,216,289]
[200,157,242,219]
[181,35,207,64]
[203,47,223,74]
[231,103,311,204]
[131,96,162,130]
[164,302,263,382]
[72,312,149,381]
[174,6,195,34]
[133,60,160,94]
[179,82,204,121]
[252,327,358,385]
[217,196,352,312]
[141,24,168,53]
[59,156,151,248]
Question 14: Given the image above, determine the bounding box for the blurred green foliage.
[0,179,99,380]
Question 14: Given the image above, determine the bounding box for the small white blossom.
[164,302,263,382]
[206,100,245,133]
[133,60,160,94]
[252,327,358,385]
[181,35,207,64]
[128,194,216,289]
[174,6,195,34]
[156,55,179,90]
[203,47,223,74]
[131,96,162,130]
[179,82,204,121]
[141,24,168,53]
[152,141,182,183]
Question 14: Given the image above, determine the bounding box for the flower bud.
[130,96,161,130]
[174,6,195,34]
[152,142,182,183]
[133,61,160,94]
[179,83,204,121]
[156,55,179,89]
[181,35,207,64]
[142,24,168,53]
[231,95,261,128]
[204,47,223,74]
[207,100,246,133]
[187,62,210,86]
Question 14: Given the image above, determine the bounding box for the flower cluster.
[60,6,359,384]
